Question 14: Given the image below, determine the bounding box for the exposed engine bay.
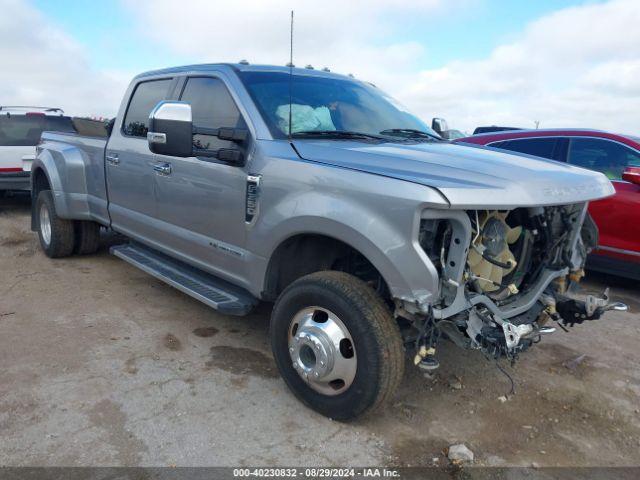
[407,203,627,369]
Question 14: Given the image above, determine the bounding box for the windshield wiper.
[379,128,442,141]
[291,130,387,141]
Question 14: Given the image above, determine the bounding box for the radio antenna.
[288,10,294,140]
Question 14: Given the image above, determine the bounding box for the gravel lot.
[1,192,639,467]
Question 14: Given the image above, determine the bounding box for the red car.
[456,129,640,280]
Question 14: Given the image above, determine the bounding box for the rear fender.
[31,145,92,221]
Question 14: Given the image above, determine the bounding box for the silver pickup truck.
[31,63,624,420]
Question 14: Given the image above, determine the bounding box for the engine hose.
[482,251,513,270]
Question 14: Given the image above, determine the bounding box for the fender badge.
[245,174,261,223]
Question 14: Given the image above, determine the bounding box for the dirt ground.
[1,192,639,467]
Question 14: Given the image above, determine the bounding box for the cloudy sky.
[1,0,638,134]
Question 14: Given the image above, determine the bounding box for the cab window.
[179,77,246,151]
[567,138,640,180]
[122,79,172,137]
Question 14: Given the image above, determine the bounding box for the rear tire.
[270,271,404,421]
[35,190,75,258]
[74,221,101,254]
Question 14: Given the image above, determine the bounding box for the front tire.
[35,190,75,258]
[270,271,404,421]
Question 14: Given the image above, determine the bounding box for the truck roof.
[135,62,356,81]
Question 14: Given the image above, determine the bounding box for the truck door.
[152,75,251,286]
[105,78,173,243]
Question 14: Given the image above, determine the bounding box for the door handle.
[106,153,120,165]
[153,162,172,175]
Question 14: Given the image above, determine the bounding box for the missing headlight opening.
[407,203,627,375]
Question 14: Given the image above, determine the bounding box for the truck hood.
[292,140,615,208]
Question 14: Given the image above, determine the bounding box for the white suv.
[0,106,74,192]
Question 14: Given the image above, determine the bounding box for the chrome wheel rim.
[288,306,357,396]
[39,203,51,246]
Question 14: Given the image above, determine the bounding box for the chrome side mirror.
[148,101,193,157]
[431,117,448,135]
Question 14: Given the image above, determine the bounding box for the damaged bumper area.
[401,203,628,365]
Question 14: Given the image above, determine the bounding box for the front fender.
[248,187,442,306]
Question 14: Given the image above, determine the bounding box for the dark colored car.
[457,129,640,280]
[473,126,521,135]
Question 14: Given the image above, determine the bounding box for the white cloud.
[121,0,457,86]
[400,0,640,134]
[0,0,129,117]
[3,0,639,137]
[123,0,640,135]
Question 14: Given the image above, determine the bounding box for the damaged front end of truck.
[400,202,628,371]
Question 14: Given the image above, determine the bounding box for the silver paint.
[31,63,616,312]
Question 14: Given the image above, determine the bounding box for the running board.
[110,243,257,316]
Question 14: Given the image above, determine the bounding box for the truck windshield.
[0,115,75,146]
[238,71,437,140]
